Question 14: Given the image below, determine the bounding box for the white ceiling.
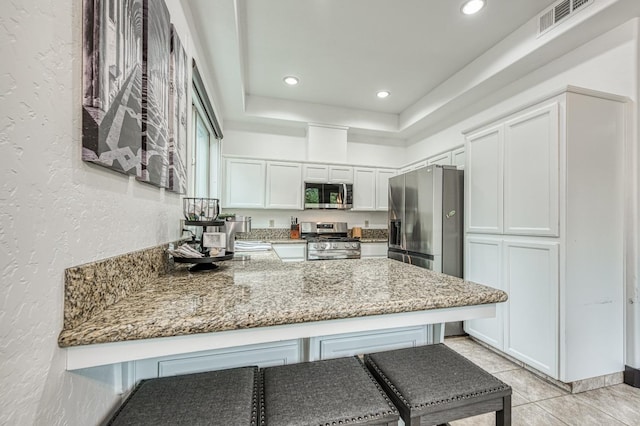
[185,0,638,143]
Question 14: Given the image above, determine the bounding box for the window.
[190,61,223,198]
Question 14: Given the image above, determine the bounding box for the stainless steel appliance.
[389,165,464,335]
[304,183,353,209]
[301,222,361,260]
[388,165,463,276]
[207,215,252,259]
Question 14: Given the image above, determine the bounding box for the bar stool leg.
[497,394,512,426]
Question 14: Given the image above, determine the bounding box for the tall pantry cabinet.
[464,87,627,384]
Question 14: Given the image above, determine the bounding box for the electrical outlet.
[364,220,369,227]
[269,219,275,227]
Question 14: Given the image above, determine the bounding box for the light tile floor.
[444,336,640,426]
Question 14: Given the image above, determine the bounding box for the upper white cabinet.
[375,169,396,211]
[464,87,626,383]
[303,164,353,183]
[353,167,376,211]
[223,158,266,208]
[466,125,504,234]
[328,166,353,183]
[266,162,302,209]
[303,164,329,182]
[466,103,559,237]
[426,151,452,166]
[353,168,395,211]
[503,104,559,236]
[452,147,465,169]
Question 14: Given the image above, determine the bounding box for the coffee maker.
[209,215,252,258]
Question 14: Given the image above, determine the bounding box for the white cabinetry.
[464,88,626,383]
[133,340,301,381]
[360,242,387,258]
[303,164,329,182]
[375,169,395,210]
[272,243,306,262]
[329,166,354,183]
[353,168,396,211]
[266,162,302,209]
[503,239,559,377]
[223,158,266,208]
[302,164,354,183]
[452,147,465,169]
[427,151,452,166]
[353,167,376,211]
[464,236,503,350]
[308,326,431,361]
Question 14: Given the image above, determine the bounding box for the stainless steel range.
[301,222,361,260]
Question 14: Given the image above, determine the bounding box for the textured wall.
[0,0,187,424]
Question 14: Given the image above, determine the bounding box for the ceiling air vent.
[537,0,594,37]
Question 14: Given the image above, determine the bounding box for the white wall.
[0,1,211,424]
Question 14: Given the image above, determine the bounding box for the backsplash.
[63,242,176,329]
[237,228,388,241]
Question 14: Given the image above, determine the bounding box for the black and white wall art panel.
[82,0,143,175]
[167,25,188,194]
[139,0,170,188]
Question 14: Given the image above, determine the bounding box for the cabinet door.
[463,236,504,350]
[427,151,452,166]
[503,239,559,378]
[375,169,396,210]
[465,125,503,234]
[303,164,328,182]
[272,243,306,262]
[360,242,388,258]
[452,147,465,169]
[353,168,376,211]
[266,162,302,209]
[133,340,301,381]
[504,103,559,236]
[328,166,353,183]
[308,326,431,361]
[223,158,265,208]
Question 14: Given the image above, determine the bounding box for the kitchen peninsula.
[59,250,507,371]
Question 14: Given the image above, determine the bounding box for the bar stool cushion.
[260,356,399,426]
[364,344,511,424]
[108,366,259,426]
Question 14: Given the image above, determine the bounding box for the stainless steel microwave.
[304,182,353,209]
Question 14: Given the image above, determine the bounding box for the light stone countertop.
[58,251,507,348]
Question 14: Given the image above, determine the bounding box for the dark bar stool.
[364,344,512,426]
[260,356,399,426]
[108,366,259,425]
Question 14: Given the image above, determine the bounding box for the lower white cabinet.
[308,325,432,361]
[272,244,306,262]
[133,340,302,381]
[465,236,560,379]
[503,239,559,378]
[360,242,387,258]
[464,236,504,350]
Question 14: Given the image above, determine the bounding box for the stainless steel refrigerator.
[388,165,464,277]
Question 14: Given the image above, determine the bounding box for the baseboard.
[624,365,640,388]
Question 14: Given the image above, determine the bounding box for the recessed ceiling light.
[283,76,299,86]
[377,90,390,99]
[461,0,486,15]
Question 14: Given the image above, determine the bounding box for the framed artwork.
[138,0,170,187]
[81,0,143,175]
[167,25,188,194]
